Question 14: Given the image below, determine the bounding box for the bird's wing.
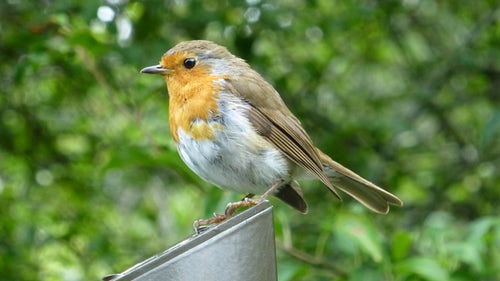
[226,72,340,199]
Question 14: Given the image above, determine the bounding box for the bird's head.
[141,40,248,81]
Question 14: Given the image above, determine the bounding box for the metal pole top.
[103,201,277,281]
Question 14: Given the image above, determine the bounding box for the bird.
[141,40,402,229]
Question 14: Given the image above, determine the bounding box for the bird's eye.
[183,58,196,69]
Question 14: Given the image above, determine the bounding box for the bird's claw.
[193,213,227,234]
[224,197,260,216]
[192,198,261,234]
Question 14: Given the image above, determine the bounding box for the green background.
[1,0,499,280]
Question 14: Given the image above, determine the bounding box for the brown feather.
[317,150,403,213]
[225,73,341,199]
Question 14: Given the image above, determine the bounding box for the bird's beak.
[140,64,173,75]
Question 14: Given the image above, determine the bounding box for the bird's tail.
[318,149,403,214]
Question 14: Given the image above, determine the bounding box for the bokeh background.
[1,0,499,280]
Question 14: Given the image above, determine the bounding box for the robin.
[141,40,402,229]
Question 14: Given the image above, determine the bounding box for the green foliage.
[1,0,499,280]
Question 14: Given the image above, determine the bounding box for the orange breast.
[166,71,225,142]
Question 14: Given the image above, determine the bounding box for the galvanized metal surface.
[103,201,277,281]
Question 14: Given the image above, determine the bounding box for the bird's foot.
[193,213,228,234]
[193,196,260,234]
[224,197,260,217]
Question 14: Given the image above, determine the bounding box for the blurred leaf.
[396,257,450,281]
[482,111,500,149]
[392,231,413,261]
[334,214,383,263]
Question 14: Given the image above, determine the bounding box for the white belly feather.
[176,92,290,194]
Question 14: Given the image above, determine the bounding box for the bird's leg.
[259,179,284,202]
[223,179,284,217]
[193,181,283,234]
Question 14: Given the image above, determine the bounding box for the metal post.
[103,201,277,281]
